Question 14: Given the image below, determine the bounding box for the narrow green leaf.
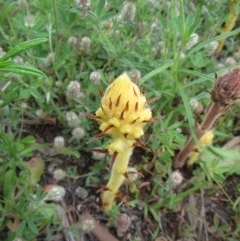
[0,60,11,68]
[0,38,47,61]
[185,28,240,60]
[95,0,106,17]
[141,61,173,84]
[0,64,46,77]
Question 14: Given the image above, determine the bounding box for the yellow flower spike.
[95,73,152,140]
[94,73,153,211]
[215,0,239,53]
[187,130,214,167]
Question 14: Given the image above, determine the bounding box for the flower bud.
[211,67,240,106]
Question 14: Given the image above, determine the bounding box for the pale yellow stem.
[101,146,133,211]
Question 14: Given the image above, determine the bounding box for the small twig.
[56,205,79,241]
[82,210,120,241]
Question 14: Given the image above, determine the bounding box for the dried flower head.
[116,213,131,237]
[189,98,203,113]
[81,218,95,232]
[186,33,199,50]
[79,36,91,55]
[89,70,102,84]
[67,36,78,48]
[44,184,66,202]
[0,47,6,58]
[75,0,91,9]
[24,14,35,28]
[170,170,184,187]
[72,127,85,139]
[53,169,66,181]
[211,67,240,106]
[225,56,236,66]
[95,73,152,140]
[66,111,81,127]
[127,69,141,83]
[118,2,136,22]
[54,136,65,150]
[66,80,81,100]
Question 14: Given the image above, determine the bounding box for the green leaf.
[0,60,11,68]
[0,38,47,61]
[184,28,240,61]
[28,219,39,234]
[141,61,173,84]
[0,64,46,77]
[95,0,106,17]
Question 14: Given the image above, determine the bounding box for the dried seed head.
[54,136,65,150]
[79,36,91,55]
[81,218,95,232]
[225,57,236,66]
[75,0,91,9]
[118,2,136,22]
[127,69,141,83]
[72,127,85,139]
[24,14,35,28]
[95,73,152,140]
[92,150,106,160]
[66,80,81,99]
[189,98,203,113]
[170,170,184,187]
[53,169,66,181]
[0,47,6,58]
[66,111,81,127]
[89,70,101,84]
[185,33,199,50]
[116,213,131,237]
[207,41,219,53]
[67,36,78,48]
[44,184,66,202]
[211,67,240,106]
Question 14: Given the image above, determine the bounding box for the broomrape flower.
[211,67,240,106]
[174,67,240,169]
[93,73,153,211]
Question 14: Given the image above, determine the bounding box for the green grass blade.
[0,64,46,77]
[0,38,47,61]
[141,61,173,84]
[185,28,240,60]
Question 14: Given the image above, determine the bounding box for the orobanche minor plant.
[92,73,153,211]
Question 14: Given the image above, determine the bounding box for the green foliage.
[0,0,240,240]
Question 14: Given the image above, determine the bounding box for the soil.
[22,120,240,241]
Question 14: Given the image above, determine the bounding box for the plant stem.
[173,101,227,169]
